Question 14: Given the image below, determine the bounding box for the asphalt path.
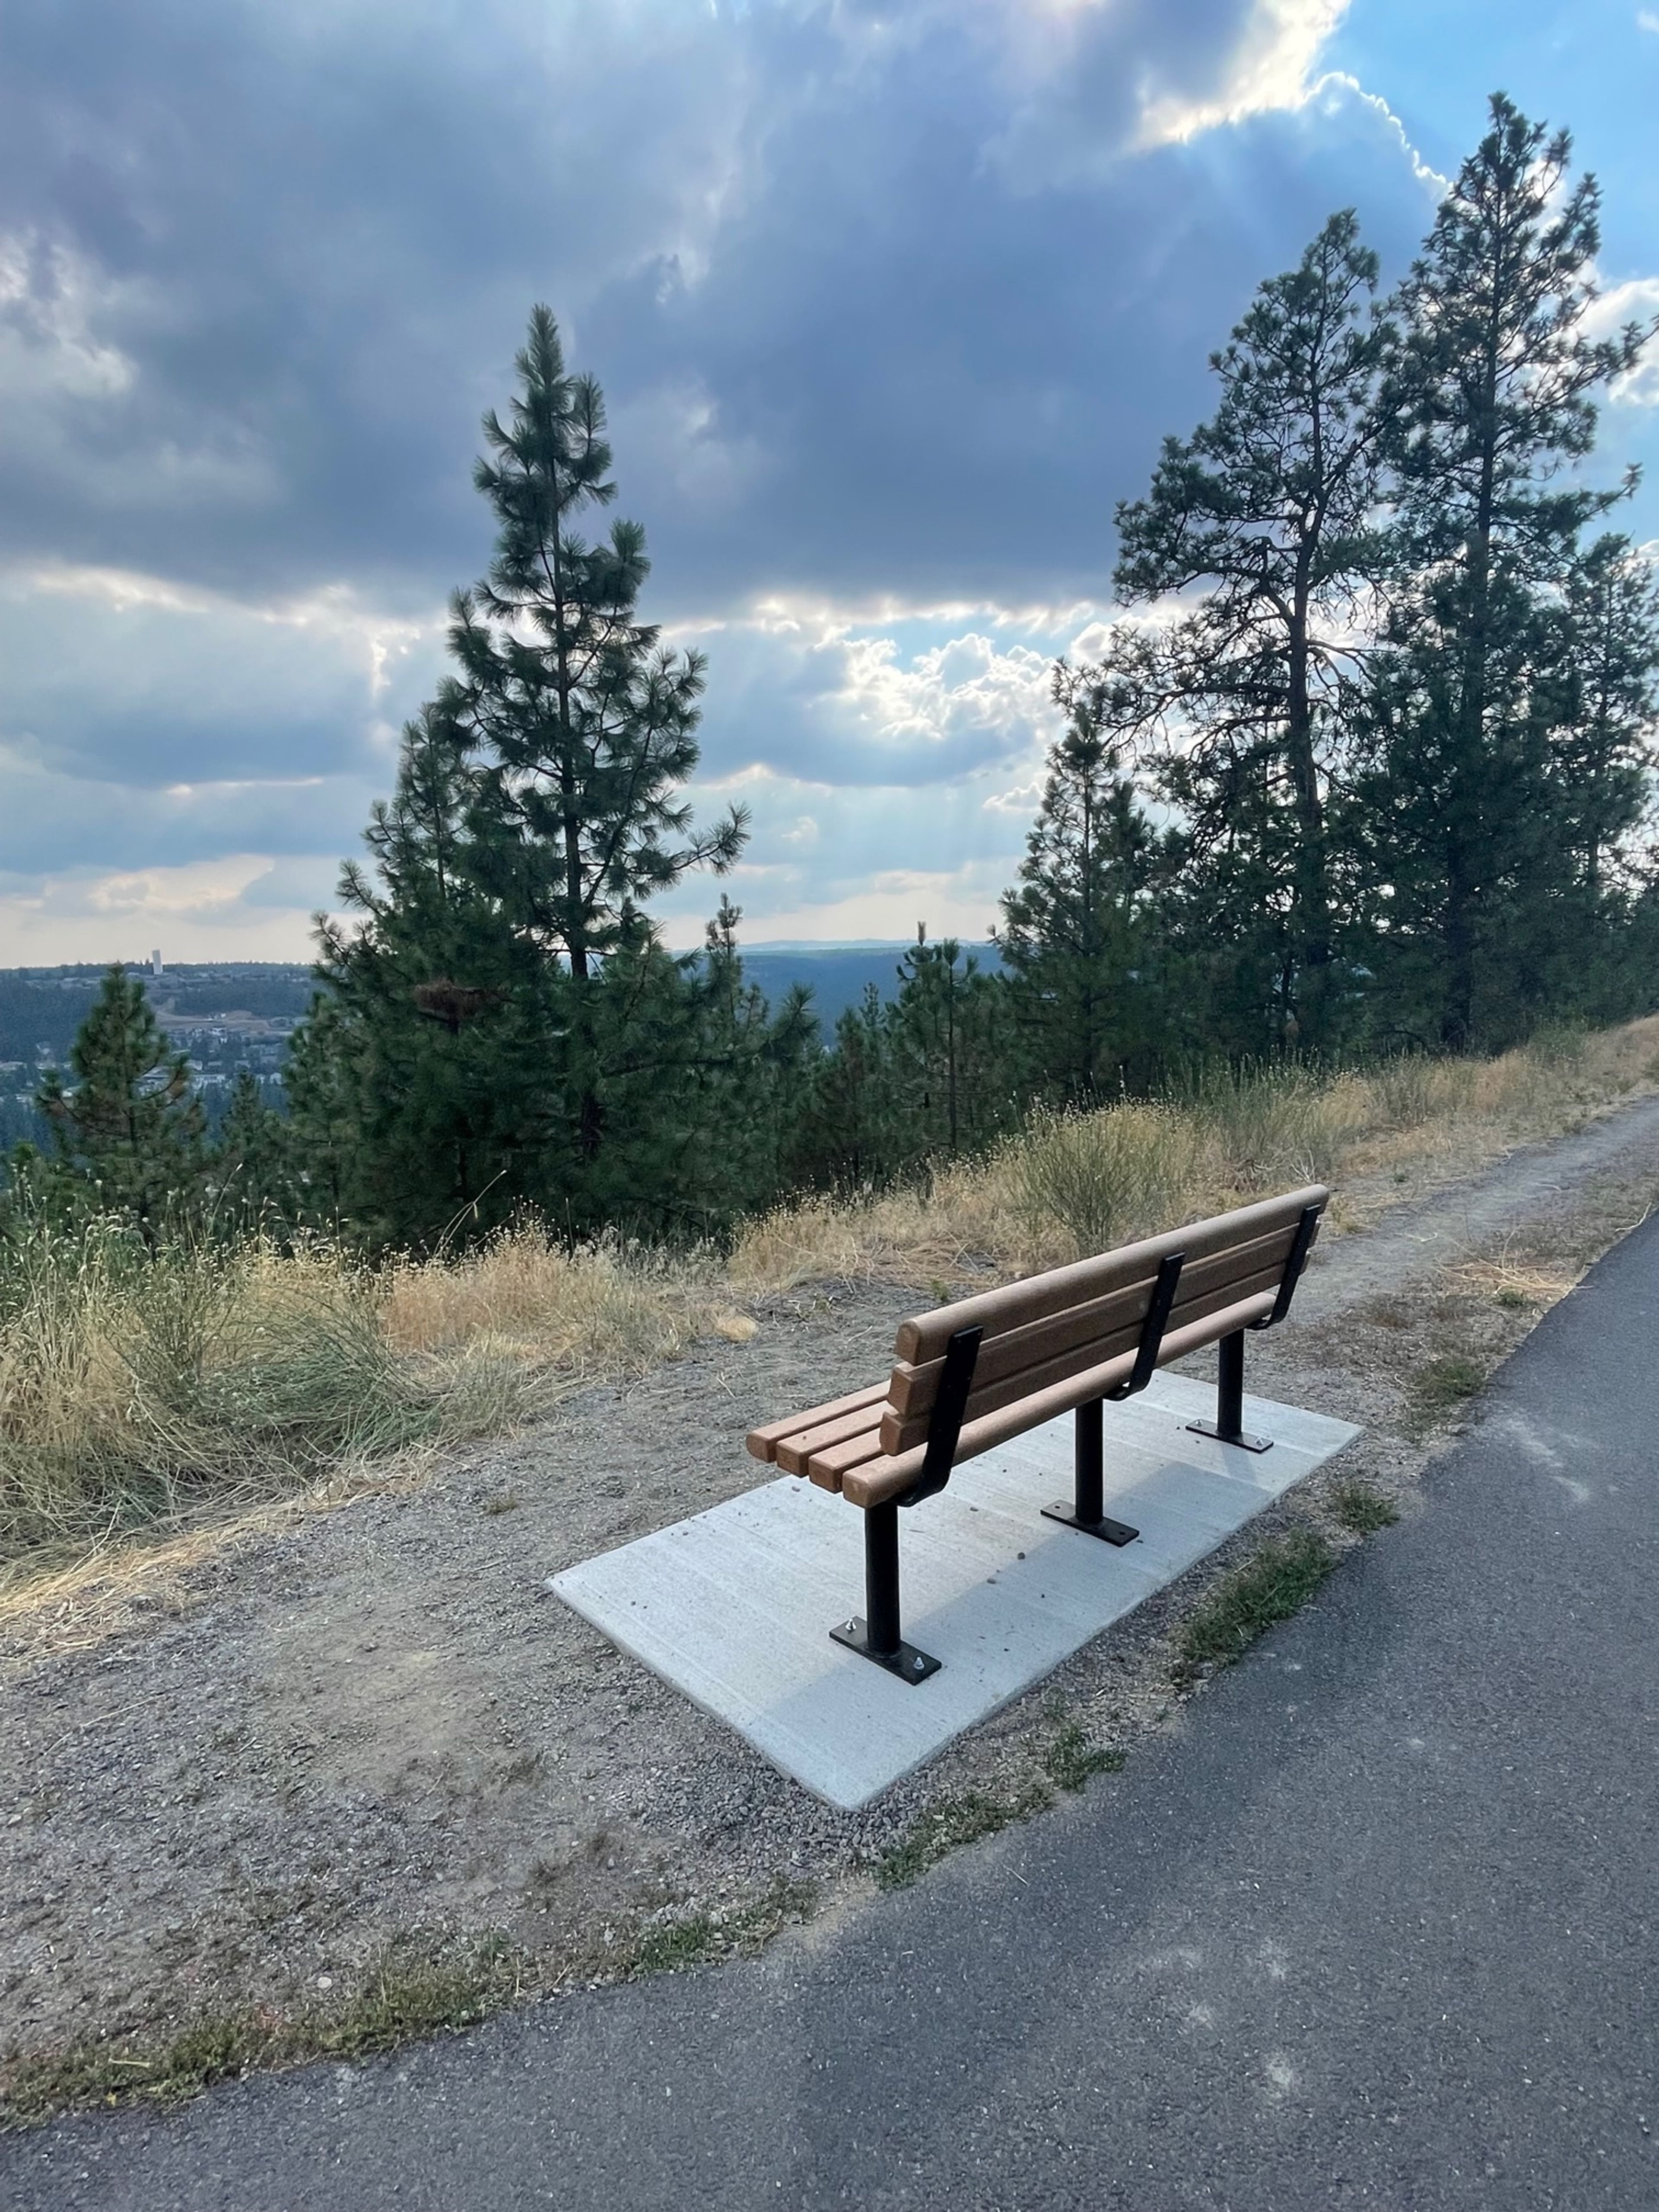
[11,1214,1659,2210]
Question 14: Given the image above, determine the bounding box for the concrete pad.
[552,1373,1359,1810]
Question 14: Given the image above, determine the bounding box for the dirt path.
[4,1096,1659,2106]
[1295,1091,1659,1317]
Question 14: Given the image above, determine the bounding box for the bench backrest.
[746,1184,1329,1510]
[882,1184,1326,1456]
[818,1185,1326,1509]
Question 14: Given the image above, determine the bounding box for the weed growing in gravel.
[629,1878,817,1977]
[0,1934,528,2130]
[1410,1352,1488,1421]
[1173,1530,1337,1685]
[1041,1719,1126,1793]
[1328,1480,1401,1535]
[874,1785,1055,1891]
[632,1912,721,1972]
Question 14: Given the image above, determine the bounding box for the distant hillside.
[734,942,1002,1029]
[0,944,1004,1071]
[0,964,315,1068]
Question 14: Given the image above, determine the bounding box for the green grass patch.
[1410,1352,1487,1420]
[1041,1719,1126,1793]
[632,1913,721,1974]
[874,1785,1054,1892]
[1328,1480,1401,1535]
[629,1878,817,1978]
[1173,1530,1337,1685]
[0,1935,527,2132]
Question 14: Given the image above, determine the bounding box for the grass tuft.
[0,1934,527,2131]
[1173,1530,1337,1685]
[1410,1352,1488,1420]
[628,1878,816,1977]
[874,1786,1054,1891]
[1041,1719,1126,1793]
[1328,1479,1401,1535]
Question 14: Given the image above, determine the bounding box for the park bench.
[746,1185,1328,1684]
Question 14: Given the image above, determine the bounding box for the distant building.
[151,949,164,977]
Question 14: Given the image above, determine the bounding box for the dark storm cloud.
[0,0,1446,925]
[0,2,1427,610]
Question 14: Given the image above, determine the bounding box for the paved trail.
[11,1172,1659,2210]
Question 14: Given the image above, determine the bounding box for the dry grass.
[0,1219,740,1572]
[5,1015,1658,1579]
[732,1014,1659,1288]
[383,1224,747,1374]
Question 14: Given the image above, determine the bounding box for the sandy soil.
[4,1103,1658,2091]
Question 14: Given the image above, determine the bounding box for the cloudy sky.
[2,0,1656,964]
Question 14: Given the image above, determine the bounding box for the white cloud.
[1137,0,1352,147]
[1586,277,1659,406]
[706,859,1012,949]
[0,231,136,401]
[0,854,341,963]
[1304,73,1448,191]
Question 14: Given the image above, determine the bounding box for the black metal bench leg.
[830,1502,941,1683]
[1186,1329,1272,1452]
[1041,1398,1140,1545]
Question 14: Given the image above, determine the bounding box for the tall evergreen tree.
[289,307,789,1247]
[794,985,904,1192]
[1077,212,1390,1051]
[303,697,550,1246]
[1361,94,1653,1047]
[889,926,1011,1160]
[998,675,1169,1102]
[37,966,205,1231]
[1551,535,1659,908]
[451,305,745,1161]
[212,1069,300,1229]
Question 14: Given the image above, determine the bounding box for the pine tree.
[1081,212,1390,1052]
[299,698,551,1246]
[451,305,745,1162]
[1551,536,1659,909]
[38,966,205,1230]
[889,926,1011,1160]
[1362,95,1653,1047]
[997,676,1169,1102]
[212,1069,302,1229]
[290,308,759,1247]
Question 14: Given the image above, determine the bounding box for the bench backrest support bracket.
[1253,1205,1321,1330]
[898,1325,983,1508]
[1106,1252,1186,1401]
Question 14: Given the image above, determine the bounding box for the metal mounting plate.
[1185,1419,1274,1454]
[1040,1502,1141,1547]
[830,1616,941,1683]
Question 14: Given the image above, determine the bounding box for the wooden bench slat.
[877,1255,1291,1456]
[893,1186,1326,1367]
[842,1286,1278,1509]
[884,1225,1301,1424]
[744,1381,890,1463]
[775,1402,885,1476]
[803,1424,903,1489]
